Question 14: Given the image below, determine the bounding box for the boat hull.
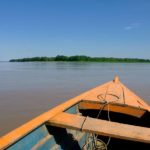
[1,77,150,150]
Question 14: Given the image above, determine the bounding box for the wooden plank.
[48,112,150,144]
[83,117,150,144]
[47,112,86,130]
[79,101,146,118]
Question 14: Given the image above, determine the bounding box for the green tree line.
[9,55,150,63]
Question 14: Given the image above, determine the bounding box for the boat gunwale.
[0,100,81,149]
[0,79,150,149]
[0,81,110,150]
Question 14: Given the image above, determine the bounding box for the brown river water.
[0,62,150,136]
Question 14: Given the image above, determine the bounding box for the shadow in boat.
[47,126,82,150]
[80,109,150,150]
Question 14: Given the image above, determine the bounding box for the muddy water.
[0,62,150,136]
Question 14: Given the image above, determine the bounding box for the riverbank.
[9,55,150,63]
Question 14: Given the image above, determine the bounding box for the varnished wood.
[83,116,150,144]
[79,101,146,118]
[48,112,150,144]
[47,112,86,130]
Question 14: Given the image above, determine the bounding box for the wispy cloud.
[124,22,141,31]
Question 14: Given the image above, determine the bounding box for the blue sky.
[0,0,150,61]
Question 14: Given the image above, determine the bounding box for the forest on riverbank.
[9,55,150,63]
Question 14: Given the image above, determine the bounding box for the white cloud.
[124,22,141,30]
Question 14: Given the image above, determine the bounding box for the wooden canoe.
[0,76,150,150]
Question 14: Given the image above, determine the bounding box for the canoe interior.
[7,104,90,150]
[6,102,150,150]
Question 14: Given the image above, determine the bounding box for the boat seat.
[47,112,150,144]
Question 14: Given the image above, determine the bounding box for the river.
[0,62,150,136]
